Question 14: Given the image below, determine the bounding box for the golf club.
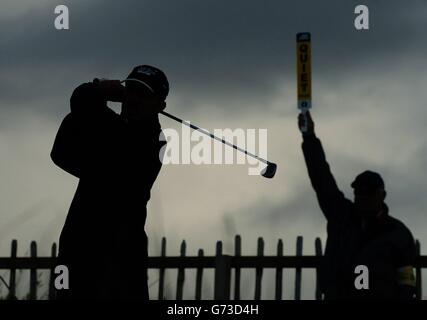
[121,78,277,178]
[160,111,277,179]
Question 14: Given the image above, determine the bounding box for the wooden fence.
[0,236,425,300]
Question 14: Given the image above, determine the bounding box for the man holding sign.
[297,33,416,300]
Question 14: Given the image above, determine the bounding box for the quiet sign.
[296,32,312,110]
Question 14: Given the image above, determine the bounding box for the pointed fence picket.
[314,238,323,300]
[0,236,425,300]
[158,237,166,300]
[48,243,57,300]
[275,239,283,300]
[195,248,204,300]
[294,236,303,300]
[234,235,241,300]
[176,240,186,300]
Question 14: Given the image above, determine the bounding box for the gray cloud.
[2,0,427,116]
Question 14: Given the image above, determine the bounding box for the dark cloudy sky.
[1,0,427,299]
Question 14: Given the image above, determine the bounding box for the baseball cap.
[123,65,169,100]
[351,170,385,192]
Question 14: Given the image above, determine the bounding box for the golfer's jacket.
[50,82,165,298]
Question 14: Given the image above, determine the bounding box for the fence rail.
[0,236,425,300]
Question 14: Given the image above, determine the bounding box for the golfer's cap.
[351,170,385,192]
[124,65,169,100]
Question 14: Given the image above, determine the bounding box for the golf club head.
[261,162,277,179]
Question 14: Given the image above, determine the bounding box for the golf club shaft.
[160,111,270,165]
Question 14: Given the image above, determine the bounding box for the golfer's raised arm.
[299,111,349,221]
[70,80,124,115]
[51,81,115,177]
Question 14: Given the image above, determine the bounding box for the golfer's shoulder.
[58,110,118,136]
[58,112,76,130]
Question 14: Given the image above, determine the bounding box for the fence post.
[158,237,166,300]
[48,243,57,300]
[214,241,231,300]
[254,237,264,300]
[315,238,323,300]
[7,239,17,300]
[234,235,241,300]
[275,239,283,300]
[195,249,204,300]
[294,236,303,300]
[29,241,37,300]
[176,240,186,300]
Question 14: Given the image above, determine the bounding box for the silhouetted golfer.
[299,111,416,300]
[51,65,168,299]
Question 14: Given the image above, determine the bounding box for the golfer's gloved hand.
[93,78,125,102]
[298,111,315,137]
